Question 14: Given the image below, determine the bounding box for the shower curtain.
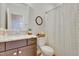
[45,3,79,56]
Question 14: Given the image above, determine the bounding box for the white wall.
[29,4,56,35]
[76,4,79,55]
[0,4,2,27]
[46,3,78,56]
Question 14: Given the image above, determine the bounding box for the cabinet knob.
[13,52,17,55]
[19,51,22,54]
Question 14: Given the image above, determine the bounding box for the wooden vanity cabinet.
[18,38,37,56]
[5,49,17,56]
[18,45,37,56]
[0,38,37,56]
[28,38,37,45]
[0,52,6,56]
[6,40,27,50]
[0,49,17,56]
[0,42,5,52]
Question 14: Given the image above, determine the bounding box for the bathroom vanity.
[0,4,37,56]
[0,35,37,56]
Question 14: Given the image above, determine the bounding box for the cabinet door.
[5,49,17,56]
[0,42,5,52]
[0,52,6,56]
[0,49,17,56]
[18,45,37,56]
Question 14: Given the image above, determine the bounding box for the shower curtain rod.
[45,3,63,14]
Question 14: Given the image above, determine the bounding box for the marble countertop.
[0,35,37,42]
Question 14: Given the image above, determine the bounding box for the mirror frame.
[35,16,43,25]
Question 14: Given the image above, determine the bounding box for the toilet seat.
[40,46,54,56]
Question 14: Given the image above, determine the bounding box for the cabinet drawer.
[6,40,27,50]
[28,38,37,45]
[0,42,5,52]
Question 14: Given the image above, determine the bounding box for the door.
[18,45,37,56]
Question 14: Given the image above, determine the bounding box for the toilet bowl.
[40,46,54,56]
[37,37,54,56]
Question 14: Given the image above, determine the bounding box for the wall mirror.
[10,14,24,30]
[6,8,26,31]
[35,16,43,25]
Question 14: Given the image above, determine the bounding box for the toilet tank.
[37,37,47,47]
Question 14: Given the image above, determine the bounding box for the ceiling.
[25,3,59,8]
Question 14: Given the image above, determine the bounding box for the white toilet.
[37,37,54,56]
